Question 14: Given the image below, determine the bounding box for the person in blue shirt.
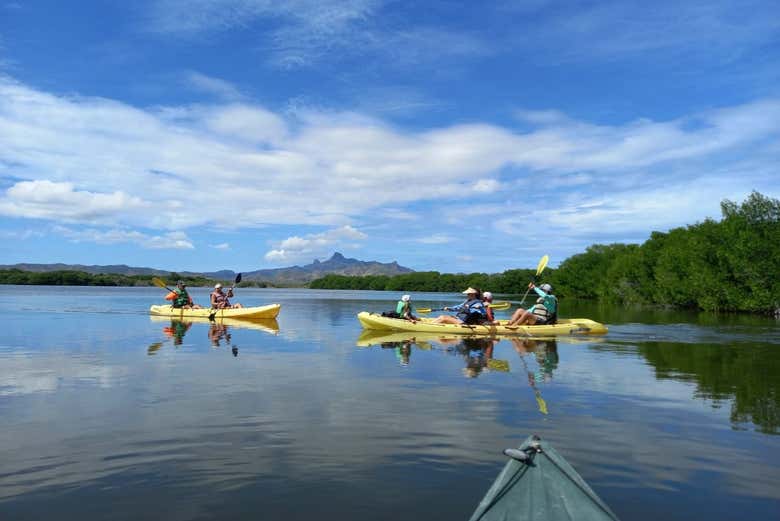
[507,283,557,325]
[434,287,487,325]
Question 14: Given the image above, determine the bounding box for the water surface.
[1,286,778,520]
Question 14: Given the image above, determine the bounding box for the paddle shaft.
[519,255,549,304]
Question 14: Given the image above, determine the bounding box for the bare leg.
[508,309,538,326]
[434,315,462,324]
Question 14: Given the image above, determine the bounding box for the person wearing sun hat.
[434,287,487,325]
[395,294,417,321]
[507,282,557,326]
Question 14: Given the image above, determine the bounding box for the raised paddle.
[519,255,549,304]
[151,276,174,292]
[208,273,242,321]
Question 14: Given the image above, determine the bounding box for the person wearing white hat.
[507,282,557,326]
[482,291,496,324]
[210,282,243,309]
[434,287,487,325]
[395,294,417,321]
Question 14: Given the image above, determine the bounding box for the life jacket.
[531,295,558,324]
[457,298,486,324]
[166,288,191,308]
[212,290,230,308]
[530,298,550,320]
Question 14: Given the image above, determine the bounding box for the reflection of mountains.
[639,341,779,434]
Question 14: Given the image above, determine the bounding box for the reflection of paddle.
[487,358,510,372]
[518,352,548,414]
[147,342,163,355]
[208,273,242,321]
[519,255,549,305]
[417,302,511,314]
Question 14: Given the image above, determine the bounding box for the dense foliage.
[312,192,780,314]
[0,270,215,287]
[309,268,549,294]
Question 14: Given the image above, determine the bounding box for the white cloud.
[415,234,454,245]
[184,71,244,101]
[507,0,780,63]
[0,76,779,247]
[54,226,194,250]
[0,228,43,240]
[211,242,230,250]
[0,181,148,224]
[145,0,491,70]
[264,225,367,263]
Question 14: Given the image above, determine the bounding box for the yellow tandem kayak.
[149,303,281,319]
[357,311,607,336]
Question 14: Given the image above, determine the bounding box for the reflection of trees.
[639,342,779,434]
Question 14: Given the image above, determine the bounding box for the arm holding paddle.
[208,273,243,320]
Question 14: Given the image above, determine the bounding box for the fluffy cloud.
[0,181,148,224]
[1,76,779,248]
[54,226,194,250]
[264,225,367,263]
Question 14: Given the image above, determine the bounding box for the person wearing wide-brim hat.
[434,287,487,325]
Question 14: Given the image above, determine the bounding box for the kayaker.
[507,283,557,325]
[483,291,496,323]
[396,294,417,321]
[165,281,202,309]
[208,322,231,347]
[210,283,243,309]
[434,287,487,325]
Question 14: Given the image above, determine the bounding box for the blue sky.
[1,0,779,273]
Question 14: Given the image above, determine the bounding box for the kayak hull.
[149,304,281,319]
[470,435,620,521]
[357,312,607,336]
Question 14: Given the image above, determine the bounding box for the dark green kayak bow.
[469,435,620,521]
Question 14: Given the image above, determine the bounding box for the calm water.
[1,286,778,520]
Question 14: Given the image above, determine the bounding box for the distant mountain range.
[0,252,414,286]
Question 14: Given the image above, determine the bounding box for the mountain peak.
[330,252,345,260]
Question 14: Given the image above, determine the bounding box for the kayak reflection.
[149,314,280,334]
[356,331,511,377]
[147,316,280,355]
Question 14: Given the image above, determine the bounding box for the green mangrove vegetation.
[311,192,780,314]
[0,270,215,287]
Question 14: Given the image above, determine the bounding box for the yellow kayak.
[149,303,281,319]
[149,314,280,334]
[357,312,607,336]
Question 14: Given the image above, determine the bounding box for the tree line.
[0,270,215,287]
[311,192,780,314]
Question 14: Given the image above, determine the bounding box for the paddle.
[519,255,549,304]
[208,273,242,320]
[417,302,511,314]
[518,351,548,414]
[151,276,174,293]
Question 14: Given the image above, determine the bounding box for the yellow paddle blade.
[487,359,510,372]
[536,393,548,414]
[416,307,433,314]
[151,277,168,289]
[489,302,511,310]
[536,255,549,276]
